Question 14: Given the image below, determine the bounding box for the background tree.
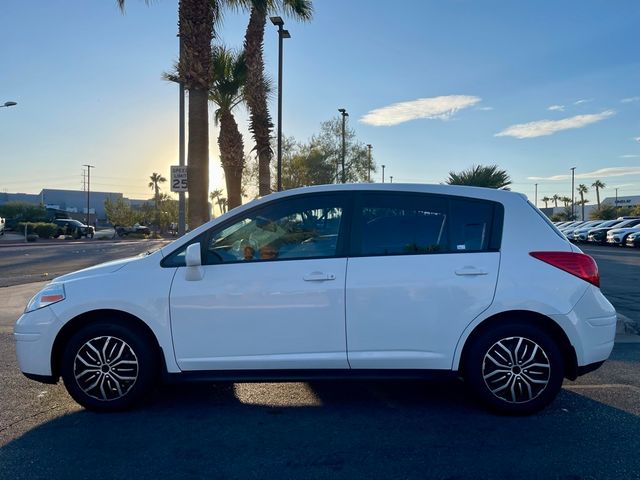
[308,117,375,184]
[446,164,511,189]
[104,197,140,227]
[562,196,571,207]
[541,196,550,208]
[552,194,560,207]
[0,202,47,224]
[239,0,313,196]
[117,0,218,229]
[210,189,224,216]
[577,184,589,220]
[209,46,247,210]
[148,173,167,210]
[592,180,605,208]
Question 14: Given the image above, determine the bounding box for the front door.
[169,193,350,371]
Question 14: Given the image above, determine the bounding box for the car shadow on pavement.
[1,380,640,480]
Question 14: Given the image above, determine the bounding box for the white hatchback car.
[15,184,616,414]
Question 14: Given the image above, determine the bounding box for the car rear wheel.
[464,323,564,415]
[60,322,158,412]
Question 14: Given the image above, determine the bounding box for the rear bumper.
[550,285,616,368]
[576,361,605,377]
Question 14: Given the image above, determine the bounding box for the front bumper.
[14,306,61,379]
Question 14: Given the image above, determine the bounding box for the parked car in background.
[52,219,94,239]
[626,231,640,248]
[587,218,640,244]
[567,221,605,242]
[15,184,616,415]
[115,223,151,237]
[557,221,584,238]
[606,225,640,246]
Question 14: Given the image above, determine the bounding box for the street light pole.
[535,183,538,207]
[390,176,393,183]
[382,164,386,183]
[366,144,372,182]
[570,167,576,219]
[271,17,290,192]
[83,164,95,226]
[338,108,348,183]
[616,187,619,215]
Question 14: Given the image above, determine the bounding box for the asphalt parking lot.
[0,241,638,479]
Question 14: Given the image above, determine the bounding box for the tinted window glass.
[354,193,501,256]
[449,198,495,252]
[203,194,344,265]
[356,194,448,255]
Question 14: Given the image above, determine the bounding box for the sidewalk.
[1,281,638,343]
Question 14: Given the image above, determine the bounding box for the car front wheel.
[464,323,564,415]
[60,322,158,412]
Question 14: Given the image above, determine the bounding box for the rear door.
[345,192,502,370]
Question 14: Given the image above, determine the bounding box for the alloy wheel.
[482,336,551,404]
[73,335,139,401]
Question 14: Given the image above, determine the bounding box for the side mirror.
[185,243,202,267]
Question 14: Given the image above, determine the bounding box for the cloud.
[495,110,615,139]
[574,98,593,105]
[621,96,640,103]
[548,105,565,112]
[528,166,640,181]
[635,137,640,143]
[620,154,640,158]
[476,106,494,111]
[360,95,481,126]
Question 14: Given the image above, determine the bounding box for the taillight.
[529,251,600,287]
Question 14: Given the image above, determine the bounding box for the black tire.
[60,321,158,412]
[464,323,564,415]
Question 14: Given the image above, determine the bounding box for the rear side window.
[449,198,496,252]
[352,193,502,256]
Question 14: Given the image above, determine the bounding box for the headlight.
[25,283,66,313]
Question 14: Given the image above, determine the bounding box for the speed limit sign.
[171,165,188,192]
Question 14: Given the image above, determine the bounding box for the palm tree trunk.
[187,87,210,228]
[218,110,244,210]
[596,187,600,208]
[243,6,273,197]
[580,193,585,220]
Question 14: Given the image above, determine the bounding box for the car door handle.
[303,272,336,281]
[455,267,489,276]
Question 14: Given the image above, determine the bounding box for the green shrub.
[34,223,58,239]
[17,222,58,238]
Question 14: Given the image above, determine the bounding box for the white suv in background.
[14,184,616,414]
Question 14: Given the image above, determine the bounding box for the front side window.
[203,194,345,265]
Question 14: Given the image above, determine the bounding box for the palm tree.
[117,0,218,230]
[148,172,167,209]
[577,184,589,220]
[238,0,313,196]
[541,196,551,208]
[446,164,511,189]
[592,180,606,208]
[210,189,223,216]
[209,46,247,210]
[562,196,571,207]
[552,194,560,208]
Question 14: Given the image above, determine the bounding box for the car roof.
[261,183,525,204]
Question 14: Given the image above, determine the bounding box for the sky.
[1,0,639,207]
